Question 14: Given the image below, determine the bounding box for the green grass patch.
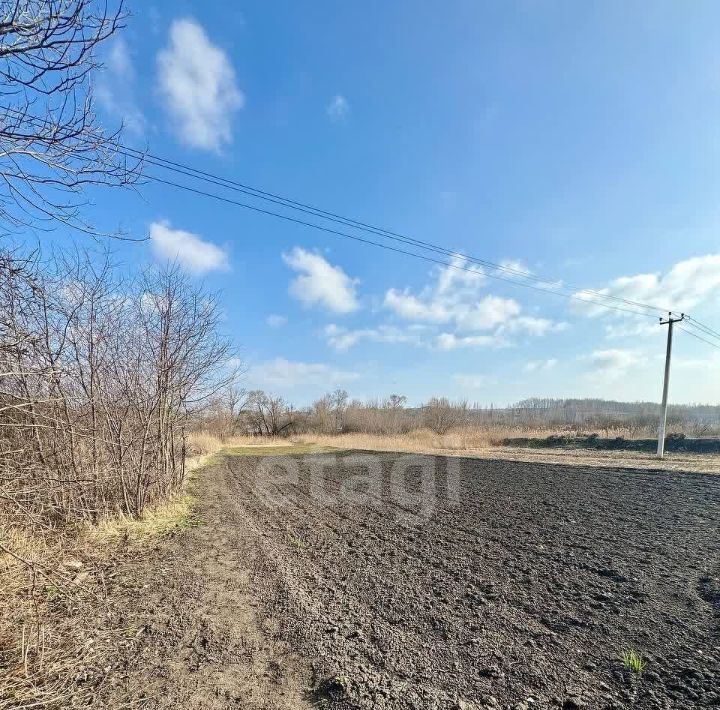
[622,649,646,674]
[222,444,341,456]
[43,584,62,601]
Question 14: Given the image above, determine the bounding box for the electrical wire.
[145,172,657,318]
[677,325,720,350]
[684,316,720,342]
[2,108,673,316]
[144,167,720,338]
[9,107,720,334]
[118,144,672,316]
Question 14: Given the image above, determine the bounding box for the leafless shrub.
[0,246,235,705]
[283,394,719,441]
[423,397,467,434]
[195,385,249,440]
[0,248,233,525]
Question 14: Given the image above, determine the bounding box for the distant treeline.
[465,398,720,428]
[194,392,720,439]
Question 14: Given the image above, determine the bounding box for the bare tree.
[385,394,407,410]
[243,391,295,437]
[330,388,348,431]
[0,0,141,234]
[308,392,334,433]
[423,397,466,435]
[224,383,248,436]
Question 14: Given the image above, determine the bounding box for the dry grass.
[0,524,110,709]
[85,494,199,547]
[0,451,214,709]
[293,427,544,453]
[194,425,694,460]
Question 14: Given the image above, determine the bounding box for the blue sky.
[44,0,720,405]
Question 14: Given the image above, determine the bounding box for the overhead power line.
[146,172,657,318]
[677,325,720,351]
[684,316,720,342]
[118,144,672,317]
[2,108,672,317]
[141,170,720,346]
[8,108,720,335]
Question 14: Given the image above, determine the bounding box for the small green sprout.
[289,536,305,549]
[622,649,646,674]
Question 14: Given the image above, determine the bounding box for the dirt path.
[98,460,313,709]
[101,450,720,709]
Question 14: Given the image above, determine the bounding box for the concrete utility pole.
[657,312,685,459]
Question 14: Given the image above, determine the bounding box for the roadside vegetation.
[0,4,239,700]
[186,390,720,476]
[0,248,233,707]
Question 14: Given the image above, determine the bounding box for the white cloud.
[524,358,558,372]
[248,358,358,388]
[383,288,451,322]
[324,321,515,352]
[384,258,501,329]
[97,38,145,135]
[499,259,532,276]
[149,220,229,273]
[305,256,566,354]
[283,247,359,313]
[583,348,646,377]
[326,94,350,121]
[108,37,132,75]
[384,256,487,324]
[455,296,522,331]
[603,321,659,338]
[266,314,287,328]
[324,323,421,351]
[157,18,244,151]
[453,374,488,388]
[573,254,720,320]
[496,259,564,291]
[674,351,720,371]
[435,255,486,296]
[435,333,505,350]
[499,316,568,336]
[384,257,562,337]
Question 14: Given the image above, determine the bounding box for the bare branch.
[0,1,142,235]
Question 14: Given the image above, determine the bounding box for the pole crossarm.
[660,313,686,326]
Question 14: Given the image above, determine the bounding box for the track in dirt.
[101,451,720,710]
[226,450,720,710]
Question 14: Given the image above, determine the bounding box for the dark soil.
[103,451,720,709]
[504,435,720,454]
